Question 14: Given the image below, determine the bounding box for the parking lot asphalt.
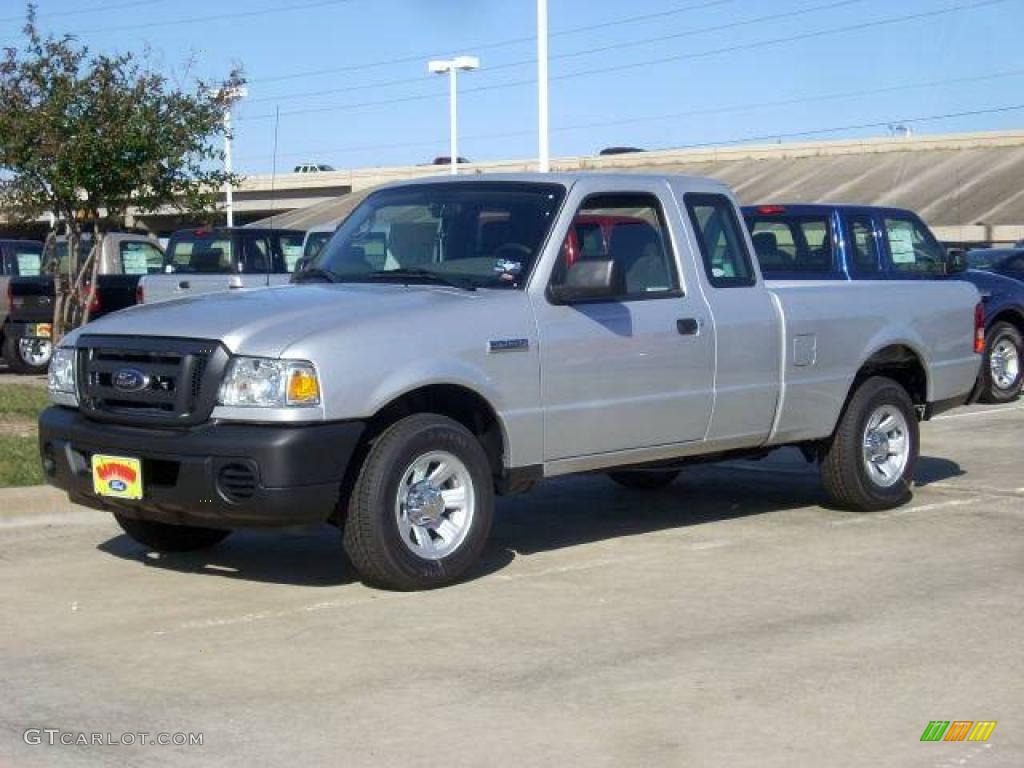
[1,403,1021,768]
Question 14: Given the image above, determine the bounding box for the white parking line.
[933,404,1024,420]
[829,497,978,526]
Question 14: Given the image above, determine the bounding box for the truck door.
[680,191,780,446]
[533,188,715,461]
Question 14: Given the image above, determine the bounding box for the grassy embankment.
[0,383,48,487]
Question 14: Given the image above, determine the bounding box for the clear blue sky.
[5,0,1024,173]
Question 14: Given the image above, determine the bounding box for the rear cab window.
[882,215,945,276]
[686,194,755,287]
[744,211,834,276]
[166,232,235,274]
[2,243,43,276]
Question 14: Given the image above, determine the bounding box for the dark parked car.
[966,247,1024,283]
[3,233,163,374]
[1,239,45,372]
[743,204,1024,404]
[598,146,645,156]
[431,156,470,165]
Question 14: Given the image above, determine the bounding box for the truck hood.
[66,283,488,358]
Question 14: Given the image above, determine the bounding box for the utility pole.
[537,0,550,172]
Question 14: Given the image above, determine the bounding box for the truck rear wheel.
[342,414,494,591]
[607,469,680,489]
[820,376,919,511]
[3,335,52,375]
[978,321,1022,403]
[113,514,231,552]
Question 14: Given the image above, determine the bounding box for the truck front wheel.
[343,414,494,591]
[820,376,919,511]
[113,514,231,552]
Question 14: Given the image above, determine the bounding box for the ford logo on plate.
[112,368,149,393]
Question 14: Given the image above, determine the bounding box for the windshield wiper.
[364,268,477,292]
[291,267,340,284]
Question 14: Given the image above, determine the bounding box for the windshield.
[312,182,566,288]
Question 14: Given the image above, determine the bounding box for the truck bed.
[766,279,981,445]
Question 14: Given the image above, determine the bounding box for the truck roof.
[742,203,917,217]
[379,171,732,194]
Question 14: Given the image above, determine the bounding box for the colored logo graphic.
[921,721,997,742]
[91,456,143,500]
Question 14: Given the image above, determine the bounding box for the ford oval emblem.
[112,368,149,393]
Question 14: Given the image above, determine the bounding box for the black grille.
[77,335,228,427]
[217,463,258,502]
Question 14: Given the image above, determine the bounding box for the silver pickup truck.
[39,174,982,590]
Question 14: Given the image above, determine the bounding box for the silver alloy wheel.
[18,338,52,368]
[989,338,1021,391]
[861,405,911,488]
[395,450,475,560]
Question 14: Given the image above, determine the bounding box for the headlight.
[48,347,77,397]
[218,357,321,408]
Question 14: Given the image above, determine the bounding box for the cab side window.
[847,215,880,275]
[685,193,755,287]
[550,193,679,299]
[120,241,164,275]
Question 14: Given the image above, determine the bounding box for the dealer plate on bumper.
[31,323,52,338]
[91,455,144,500]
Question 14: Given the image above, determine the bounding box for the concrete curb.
[0,485,87,519]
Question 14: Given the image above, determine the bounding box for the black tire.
[2,334,52,375]
[978,321,1023,404]
[820,376,919,512]
[607,469,680,490]
[342,414,494,591]
[113,514,231,552]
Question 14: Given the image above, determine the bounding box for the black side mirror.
[945,248,968,274]
[549,259,623,304]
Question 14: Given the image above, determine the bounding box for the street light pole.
[221,85,247,228]
[428,56,479,176]
[448,64,459,177]
[537,0,550,173]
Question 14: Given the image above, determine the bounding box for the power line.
[0,0,161,24]
[233,68,1024,163]
[236,101,1024,171]
[62,0,357,36]
[246,0,870,105]
[653,102,1024,152]
[247,0,740,85]
[237,0,1009,122]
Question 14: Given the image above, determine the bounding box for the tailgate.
[8,276,56,324]
[94,274,142,317]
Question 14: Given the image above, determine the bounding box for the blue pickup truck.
[742,204,1023,404]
